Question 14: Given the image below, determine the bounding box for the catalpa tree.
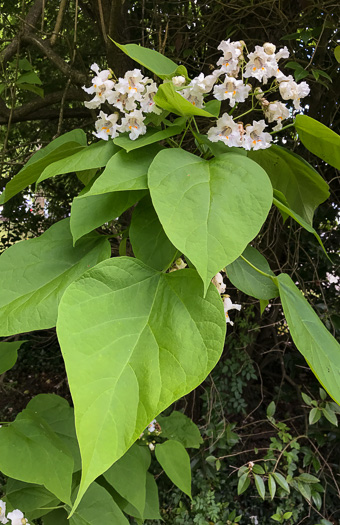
[0,39,339,524]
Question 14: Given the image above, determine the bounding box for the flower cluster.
[83,40,310,149]
[83,65,161,140]
[0,501,29,525]
[212,273,242,325]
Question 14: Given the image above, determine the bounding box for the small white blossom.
[223,296,241,325]
[212,273,226,295]
[0,500,8,524]
[116,69,147,98]
[180,86,205,108]
[207,113,241,148]
[275,46,290,61]
[264,101,290,130]
[148,419,157,432]
[216,39,243,76]
[279,75,310,109]
[213,76,251,107]
[148,442,155,451]
[140,83,162,114]
[7,509,29,525]
[263,42,276,55]
[83,63,115,109]
[189,73,217,94]
[172,75,186,86]
[94,111,119,140]
[244,45,279,83]
[118,109,146,140]
[243,120,272,150]
[106,90,137,112]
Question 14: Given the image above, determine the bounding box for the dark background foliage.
[0,1,339,523]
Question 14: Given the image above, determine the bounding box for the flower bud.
[263,42,276,55]
[172,75,186,87]
[148,443,155,451]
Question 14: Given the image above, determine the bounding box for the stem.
[178,118,192,147]
[240,255,276,282]
[270,122,295,135]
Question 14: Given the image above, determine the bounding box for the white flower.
[244,45,278,83]
[264,101,290,130]
[207,113,242,148]
[243,120,272,150]
[275,46,290,61]
[180,87,205,108]
[140,83,162,114]
[148,442,155,451]
[189,73,217,94]
[106,90,137,112]
[223,296,241,325]
[118,109,146,140]
[7,509,29,525]
[116,69,147,98]
[216,39,243,76]
[83,63,115,109]
[172,75,186,86]
[279,75,310,109]
[213,76,251,107]
[94,111,119,140]
[250,516,259,525]
[148,419,157,432]
[212,273,226,295]
[0,500,8,524]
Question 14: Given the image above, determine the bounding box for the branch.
[0,0,45,65]
[0,87,87,124]
[50,0,69,46]
[0,107,91,124]
[21,34,87,85]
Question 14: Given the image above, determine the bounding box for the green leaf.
[260,299,269,314]
[113,126,183,152]
[295,114,340,169]
[154,82,216,117]
[116,472,161,521]
[27,394,81,471]
[309,408,321,425]
[297,481,311,501]
[313,69,332,82]
[16,70,42,85]
[301,392,313,406]
[70,190,146,243]
[155,440,192,497]
[156,411,203,449]
[76,168,98,186]
[0,400,73,504]
[319,388,327,400]
[252,465,265,475]
[84,144,162,197]
[57,257,225,513]
[0,218,110,336]
[271,472,290,493]
[18,58,33,71]
[271,513,282,522]
[321,406,338,426]
[312,492,322,510]
[335,45,340,63]
[104,444,150,519]
[0,129,86,204]
[37,141,119,184]
[267,401,276,418]
[254,474,266,500]
[283,512,293,519]
[237,472,250,495]
[16,83,44,97]
[42,508,69,525]
[268,474,276,500]
[296,473,320,484]
[148,149,272,294]
[5,479,59,520]
[70,482,129,525]
[112,41,180,79]
[226,245,278,300]
[273,193,328,258]
[294,68,309,81]
[130,196,177,271]
[277,273,340,405]
[0,340,27,374]
[249,144,330,225]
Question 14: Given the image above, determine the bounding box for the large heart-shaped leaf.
[148,149,272,293]
[0,401,74,504]
[0,130,86,204]
[295,114,340,169]
[155,440,192,497]
[57,257,225,513]
[5,479,59,521]
[130,195,177,270]
[0,218,110,336]
[248,145,329,225]
[277,273,340,404]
